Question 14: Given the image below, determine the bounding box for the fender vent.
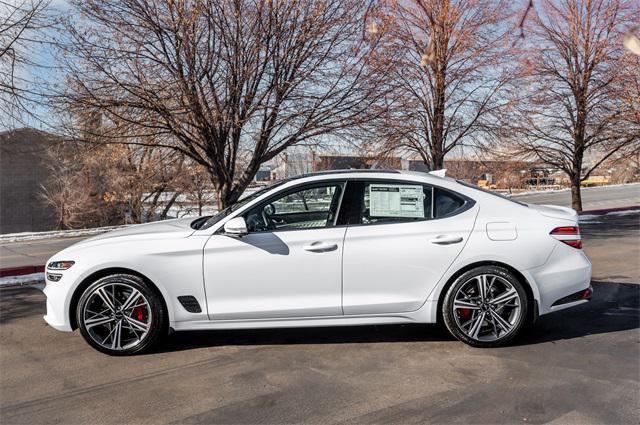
[177,296,202,313]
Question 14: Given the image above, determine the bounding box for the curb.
[0,265,45,278]
[0,273,45,288]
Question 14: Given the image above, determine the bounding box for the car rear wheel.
[76,274,167,355]
[443,266,528,347]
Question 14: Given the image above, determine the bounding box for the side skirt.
[171,301,437,332]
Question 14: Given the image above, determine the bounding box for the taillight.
[550,226,582,249]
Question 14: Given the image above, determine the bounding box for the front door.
[341,180,478,314]
[203,181,346,320]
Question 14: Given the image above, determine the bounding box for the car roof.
[285,169,453,184]
[297,169,401,177]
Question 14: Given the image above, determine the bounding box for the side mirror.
[223,216,248,236]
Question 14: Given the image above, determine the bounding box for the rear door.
[341,180,478,315]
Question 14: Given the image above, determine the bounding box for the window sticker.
[369,184,425,218]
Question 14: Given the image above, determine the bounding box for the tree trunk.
[216,180,244,210]
[432,150,445,171]
[59,202,66,230]
[570,175,583,212]
[159,192,179,220]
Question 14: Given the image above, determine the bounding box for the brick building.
[0,128,58,233]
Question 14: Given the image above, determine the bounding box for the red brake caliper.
[132,306,147,322]
[459,308,472,319]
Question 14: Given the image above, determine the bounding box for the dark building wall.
[316,155,401,171]
[0,128,58,233]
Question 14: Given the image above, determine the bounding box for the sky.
[0,0,71,131]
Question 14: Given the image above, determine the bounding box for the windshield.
[197,180,289,230]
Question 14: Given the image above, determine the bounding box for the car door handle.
[429,235,463,245]
[303,241,338,252]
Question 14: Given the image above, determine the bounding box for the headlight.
[47,261,75,270]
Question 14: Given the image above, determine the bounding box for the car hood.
[70,217,197,247]
[527,203,578,222]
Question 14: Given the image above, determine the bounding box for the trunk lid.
[527,203,578,222]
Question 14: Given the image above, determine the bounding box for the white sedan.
[43,170,592,355]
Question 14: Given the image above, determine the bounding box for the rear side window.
[434,188,465,218]
[339,180,471,225]
[361,182,433,224]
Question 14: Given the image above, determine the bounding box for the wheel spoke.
[111,321,122,349]
[477,276,487,300]
[86,307,111,318]
[85,316,114,329]
[125,301,148,314]
[101,323,118,345]
[487,276,496,292]
[488,313,499,337]
[121,289,141,311]
[468,312,486,339]
[125,316,150,332]
[122,321,141,339]
[454,299,481,310]
[96,287,116,312]
[489,309,513,334]
[490,288,518,306]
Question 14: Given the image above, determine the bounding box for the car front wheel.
[76,274,167,355]
[443,266,528,347]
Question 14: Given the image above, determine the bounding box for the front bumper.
[42,274,75,332]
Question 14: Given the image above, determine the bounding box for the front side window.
[244,183,344,232]
[198,180,289,230]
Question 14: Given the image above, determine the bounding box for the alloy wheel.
[452,274,522,342]
[82,282,153,351]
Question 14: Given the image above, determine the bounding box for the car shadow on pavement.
[0,286,45,325]
[157,281,639,353]
[514,280,639,346]
[580,211,640,240]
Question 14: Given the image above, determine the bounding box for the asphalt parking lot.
[1,212,638,424]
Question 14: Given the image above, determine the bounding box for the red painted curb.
[0,265,45,278]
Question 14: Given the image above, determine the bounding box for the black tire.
[76,274,167,356]
[442,265,528,348]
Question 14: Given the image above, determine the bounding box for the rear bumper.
[526,245,592,315]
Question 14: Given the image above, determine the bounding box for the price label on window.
[369,184,425,218]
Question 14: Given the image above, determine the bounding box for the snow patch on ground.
[0,225,131,243]
[510,182,640,198]
[0,273,45,287]
[579,209,640,222]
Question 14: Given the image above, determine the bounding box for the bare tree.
[507,0,640,211]
[364,0,514,170]
[58,0,388,208]
[180,162,216,216]
[40,141,97,229]
[0,0,52,128]
[41,136,194,228]
[91,143,188,223]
